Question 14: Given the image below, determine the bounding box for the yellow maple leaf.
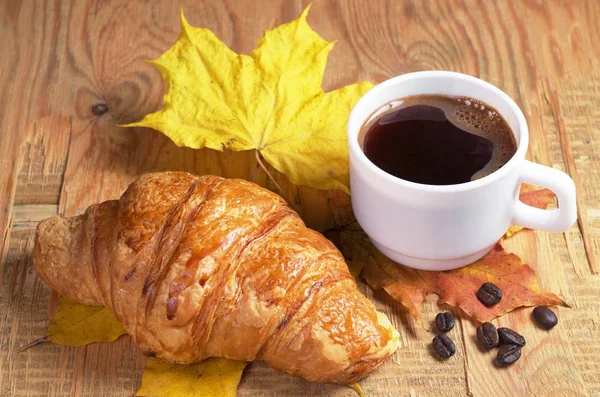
[21,297,126,349]
[47,298,126,346]
[136,358,247,397]
[125,6,372,193]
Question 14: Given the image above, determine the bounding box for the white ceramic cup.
[347,71,577,271]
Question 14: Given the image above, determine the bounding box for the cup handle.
[511,160,577,232]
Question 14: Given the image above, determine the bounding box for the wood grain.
[1,0,599,396]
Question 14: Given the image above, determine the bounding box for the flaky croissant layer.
[34,172,399,384]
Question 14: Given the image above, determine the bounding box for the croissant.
[34,171,399,384]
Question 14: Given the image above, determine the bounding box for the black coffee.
[360,95,517,185]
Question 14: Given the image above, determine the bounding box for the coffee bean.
[498,327,526,347]
[476,322,499,349]
[435,312,455,332]
[92,103,109,116]
[432,334,456,358]
[476,282,502,306]
[497,344,521,365]
[532,306,558,330]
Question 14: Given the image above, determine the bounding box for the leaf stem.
[18,336,48,352]
[255,150,296,210]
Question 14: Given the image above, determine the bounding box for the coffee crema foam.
[359,95,517,181]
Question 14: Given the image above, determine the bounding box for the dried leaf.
[46,297,126,346]
[505,186,555,237]
[346,260,365,279]
[327,188,566,323]
[327,190,360,230]
[519,184,555,206]
[360,239,567,323]
[504,225,524,238]
[126,7,372,193]
[136,358,247,397]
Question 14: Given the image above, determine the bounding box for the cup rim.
[347,71,529,193]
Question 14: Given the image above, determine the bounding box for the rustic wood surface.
[1,0,599,396]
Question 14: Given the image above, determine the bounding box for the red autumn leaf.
[519,184,555,207]
[359,237,567,322]
[326,187,566,323]
[505,185,555,237]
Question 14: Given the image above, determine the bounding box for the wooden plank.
[14,119,71,205]
[0,117,73,396]
[11,204,59,229]
[0,0,29,298]
[1,0,600,396]
[538,75,600,394]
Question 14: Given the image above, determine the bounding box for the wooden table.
[1,1,599,396]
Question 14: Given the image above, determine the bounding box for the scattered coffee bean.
[498,327,526,347]
[92,103,109,116]
[476,322,499,349]
[433,334,456,358]
[476,282,502,306]
[532,306,558,330]
[497,344,521,365]
[435,312,455,332]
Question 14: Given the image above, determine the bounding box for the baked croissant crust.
[34,172,399,384]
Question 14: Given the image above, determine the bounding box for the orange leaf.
[328,188,566,323]
[362,238,566,322]
[343,230,428,321]
[505,186,555,238]
[519,184,555,207]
